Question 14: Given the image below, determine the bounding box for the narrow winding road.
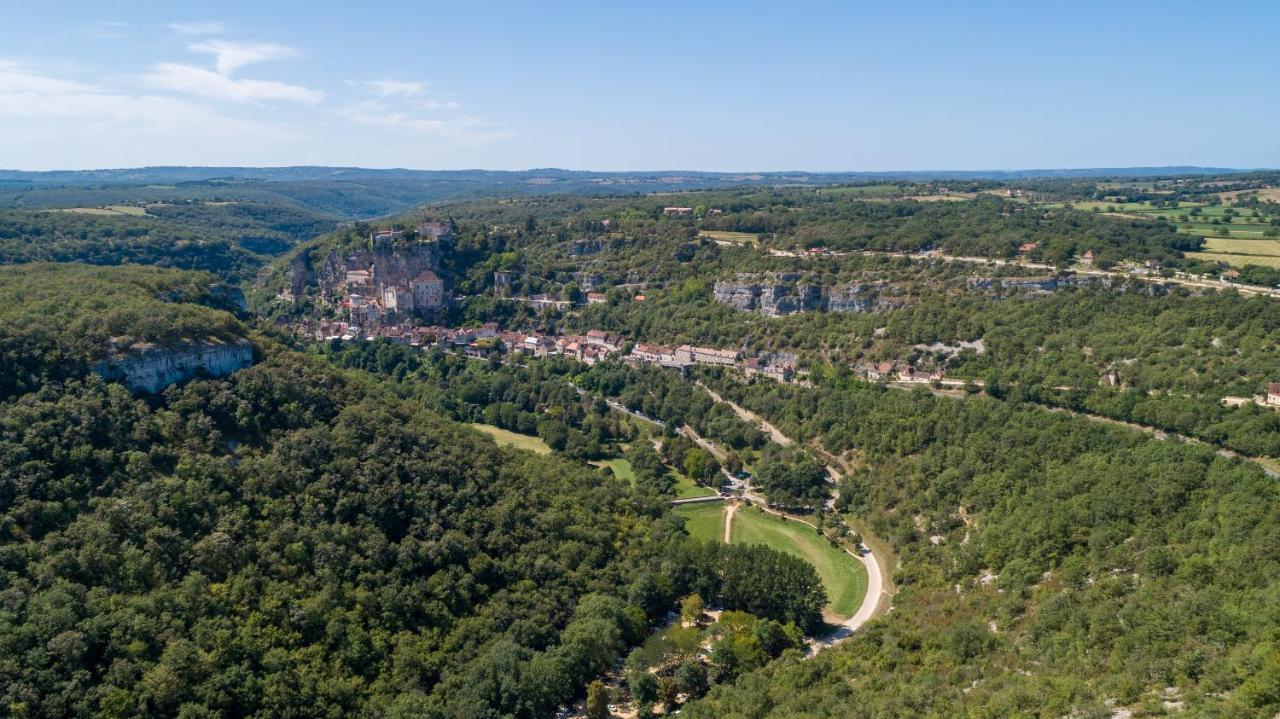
[695,387,895,642]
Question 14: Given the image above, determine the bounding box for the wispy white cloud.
[144,63,322,103]
[141,39,321,104]
[365,79,427,98]
[169,21,226,36]
[343,99,514,143]
[0,60,299,167]
[189,39,297,75]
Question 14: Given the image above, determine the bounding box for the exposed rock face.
[966,275,1114,294]
[713,274,894,315]
[288,242,441,302]
[94,339,254,394]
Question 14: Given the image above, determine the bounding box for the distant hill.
[0,165,1254,185]
[0,166,1260,219]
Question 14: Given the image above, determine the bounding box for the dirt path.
[698,383,793,446]
[723,503,736,544]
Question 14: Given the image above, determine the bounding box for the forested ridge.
[676,373,1280,717]
[0,203,337,282]
[0,265,827,717]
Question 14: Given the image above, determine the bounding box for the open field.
[1185,223,1274,238]
[1202,238,1280,256]
[818,184,901,197]
[590,457,636,484]
[50,205,149,216]
[468,424,552,454]
[1187,252,1280,269]
[1217,188,1280,203]
[730,506,867,619]
[675,502,725,544]
[698,230,760,244]
[671,470,716,499]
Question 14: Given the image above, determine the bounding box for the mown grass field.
[1202,238,1280,256]
[672,470,716,499]
[1187,252,1280,269]
[468,424,552,454]
[675,502,726,544]
[730,506,867,619]
[590,457,636,484]
[699,230,760,244]
[51,205,150,217]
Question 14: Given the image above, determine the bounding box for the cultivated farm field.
[1186,252,1280,269]
[1202,238,1280,256]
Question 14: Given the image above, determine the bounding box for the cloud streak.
[0,61,299,167]
[190,39,296,74]
[144,63,322,103]
[142,39,321,104]
[169,21,226,36]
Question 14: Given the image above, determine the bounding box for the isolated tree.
[681,593,705,625]
[586,680,609,719]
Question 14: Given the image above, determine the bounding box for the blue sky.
[1,1,1276,171]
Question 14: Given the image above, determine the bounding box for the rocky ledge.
[94,339,254,394]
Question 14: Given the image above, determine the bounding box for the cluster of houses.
[297,320,625,365]
[318,222,454,324]
[293,316,798,380]
[629,343,796,382]
[854,360,949,385]
[338,268,444,324]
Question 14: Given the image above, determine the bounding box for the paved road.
[774,247,1280,298]
[694,387,895,644]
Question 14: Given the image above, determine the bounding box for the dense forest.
[4,168,1280,716]
[0,265,826,717]
[0,203,337,282]
[673,373,1280,717]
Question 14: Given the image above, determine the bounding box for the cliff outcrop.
[94,339,254,394]
[713,274,897,315]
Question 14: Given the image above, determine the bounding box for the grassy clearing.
[676,502,726,544]
[1187,252,1280,269]
[672,470,716,499]
[468,424,551,454]
[819,185,901,197]
[590,457,636,484]
[51,205,149,217]
[699,230,760,244]
[1202,238,1280,256]
[730,506,867,619]
[1180,223,1272,238]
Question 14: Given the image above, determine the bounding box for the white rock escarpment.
[93,339,254,394]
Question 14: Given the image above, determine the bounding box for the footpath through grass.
[730,506,867,619]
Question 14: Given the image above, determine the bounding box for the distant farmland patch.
[51,205,149,217]
[1187,252,1280,269]
[819,185,902,197]
[1201,238,1280,256]
[699,230,760,244]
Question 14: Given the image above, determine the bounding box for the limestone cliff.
[713,274,895,315]
[94,339,254,394]
[290,241,441,301]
